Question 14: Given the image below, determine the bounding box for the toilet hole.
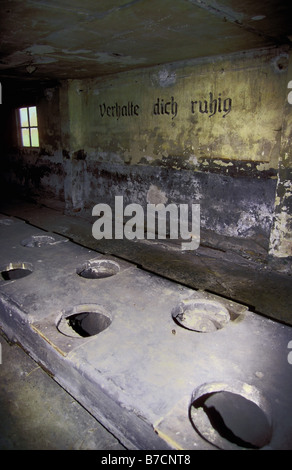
[67,312,111,337]
[76,259,120,279]
[57,305,112,338]
[0,262,33,281]
[190,386,273,450]
[21,235,56,247]
[172,298,230,332]
[0,218,14,226]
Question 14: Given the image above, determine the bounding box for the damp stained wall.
[1,83,64,202]
[1,46,292,264]
[84,49,285,166]
[269,53,292,259]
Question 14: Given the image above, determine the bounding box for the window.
[19,106,39,147]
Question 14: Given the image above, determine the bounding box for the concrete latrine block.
[0,215,292,450]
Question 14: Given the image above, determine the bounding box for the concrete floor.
[0,331,125,450]
[0,196,291,450]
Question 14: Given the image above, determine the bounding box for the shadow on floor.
[0,331,125,450]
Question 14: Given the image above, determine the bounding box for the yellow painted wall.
[74,47,289,171]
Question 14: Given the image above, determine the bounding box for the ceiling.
[0,0,292,81]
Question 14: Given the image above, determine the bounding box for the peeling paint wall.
[1,46,292,266]
[0,82,64,202]
[82,47,287,168]
[269,52,292,260]
[60,47,288,253]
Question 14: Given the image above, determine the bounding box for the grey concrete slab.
[0,215,292,450]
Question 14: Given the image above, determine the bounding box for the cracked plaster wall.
[269,53,292,260]
[0,83,64,202]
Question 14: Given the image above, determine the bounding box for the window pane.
[21,128,30,147]
[29,106,38,127]
[30,127,39,147]
[19,106,39,147]
[19,108,29,127]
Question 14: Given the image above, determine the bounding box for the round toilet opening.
[172,298,230,332]
[76,259,120,279]
[67,311,111,337]
[0,262,33,281]
[21,235,56,247]
[57,305,112,338]
[190,383,273,450]
[0,218,14,226]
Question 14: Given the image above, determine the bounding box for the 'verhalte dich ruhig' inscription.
[98,92,232,120]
